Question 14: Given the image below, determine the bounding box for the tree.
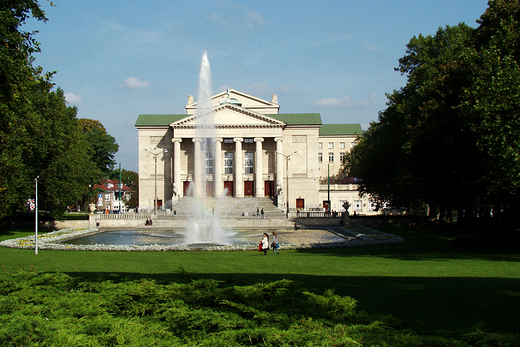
[121,169,138,208]
[78,119,119,177]
[347,24,486,219]
[462,0,520,219]
[0,1,103,219]
[347,0,520,224]
[0,0,48,217]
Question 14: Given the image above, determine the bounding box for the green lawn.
[1,226,519,336]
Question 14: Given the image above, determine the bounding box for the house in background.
[93,179,133,213]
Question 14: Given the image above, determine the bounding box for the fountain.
[178,51,235,245]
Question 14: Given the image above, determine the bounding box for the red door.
[224,181,233,196]
[244,181,254,197]
[183,181,192,196]
[296,198,304,210]
[264,180,274,198]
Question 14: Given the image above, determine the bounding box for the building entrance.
[264,180,275,198]
[244,181,254,197]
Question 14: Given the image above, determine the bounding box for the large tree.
[346,0,520,223]
[0,1,101,218]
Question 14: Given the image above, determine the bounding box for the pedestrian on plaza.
[257,206,259,217]
[261,208,265,219]
[271,232,280,255]
[261,232,269,255]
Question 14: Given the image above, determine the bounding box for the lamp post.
[276,150,298,218]
[35,176,39,255]
[145,148,168,215]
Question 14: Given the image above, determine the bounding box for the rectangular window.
[318,142,323,149]
[244,138,254,144]
[328,142,334,149]
[369,201,377,211]
[205,152,214,174]
[244,152,254,174]
[318,153,323,162]
[104,193,110,202]
[329,153,334,162]
[354,200,363,212]
[223,138,233,144]
[224,152,234,174]
[350,142,357,148]
[339,142,345,149]
[340,152,346,162]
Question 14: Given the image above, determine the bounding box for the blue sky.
[27,0,490,172]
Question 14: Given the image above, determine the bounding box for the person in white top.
[261,233,269,255]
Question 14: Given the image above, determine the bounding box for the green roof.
[319,124,362,136]
[269,113,322,125]
[135,114,187,127]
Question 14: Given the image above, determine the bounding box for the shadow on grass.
[64,270,520,335]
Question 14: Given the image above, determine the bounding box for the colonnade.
[171,136,285,199]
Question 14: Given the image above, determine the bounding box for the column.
[234,138,244,197]
[254,137,264,197]
[193,138,203,197]
[214,138,223,197]
[275,137,284,208]
[172,138,182,198]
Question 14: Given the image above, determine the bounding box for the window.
[329,153,334,162]
[339,142,345,149]
[350,141,357,148]
[354,200,363,212]
[244,152,254,174]
[224,152,233,174]
[328,142,334,149]
[244,138,254,144]
[318,153,323,162]
[340,152,346,162]
[223,138,233,144]
[368,201,377,211]
[104,193,110,202]
[205,152,214,174]
[318,142,323,149]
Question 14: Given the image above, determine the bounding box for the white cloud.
[120,77,150,90]
[363,42,382,52]
[247,11,264,24]
[313,93,377,109]
[65,93,82,105]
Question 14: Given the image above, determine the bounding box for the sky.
[26,0,490,172]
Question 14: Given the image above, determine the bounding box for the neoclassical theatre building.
[135,89,377,215]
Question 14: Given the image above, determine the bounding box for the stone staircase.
[154,197,293,229]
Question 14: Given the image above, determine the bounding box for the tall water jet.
[181,51,235,245]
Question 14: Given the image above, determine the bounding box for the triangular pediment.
[185,89,280,115]
[171,104,285,129]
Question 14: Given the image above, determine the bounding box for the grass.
[1,225,519,337]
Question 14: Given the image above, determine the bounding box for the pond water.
[61,229,273,247]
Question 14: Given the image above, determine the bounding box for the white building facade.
[135,89,376,215]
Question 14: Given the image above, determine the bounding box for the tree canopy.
[346,0,520,223]
[0,1,118,218]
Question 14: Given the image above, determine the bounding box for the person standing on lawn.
[272,232,280,255]
[261,232,269,255]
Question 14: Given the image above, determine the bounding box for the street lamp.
[276,150,298,218]
[35,176,39,255]
[145,148,168,215]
